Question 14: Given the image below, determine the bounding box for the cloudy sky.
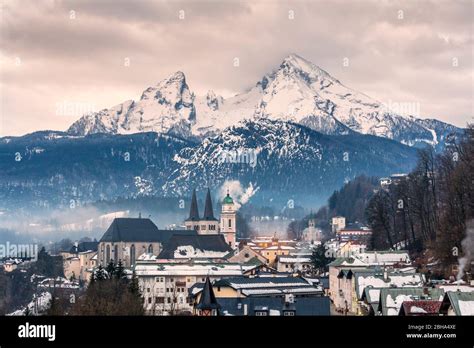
[0,0,472,136]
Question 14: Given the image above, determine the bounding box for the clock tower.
[220,191,236,248]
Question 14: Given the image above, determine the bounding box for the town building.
[301,215,322,243]
[376,288,444,316]
[98,217,195,268]
[61,241,98,282]
[157,234,232,260]
[331,216,346,233]
[226,244,269,265]
[134,260,253,315]
[335,268,424,315]
[328,251,414,312]
[337,222,372,243]
[259,245,295,266]
[184,189,237,248]
[191,276,330,316]
[195,276,220,316]
[2,260,18,272]
[250,237,297,249]
[398,300,442,316]
[439,291,474,316]
[276,255,312,273]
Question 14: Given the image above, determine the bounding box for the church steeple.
[202,188,217,221]
[186,189,200,221]
[195,276,220,316]
[220,190,236,248]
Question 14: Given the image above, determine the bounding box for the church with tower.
[184,188,237,248]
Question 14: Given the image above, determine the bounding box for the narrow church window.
[228,219,232,228]
[148,244,153,253]
[130,244,136,266]
[106,245,111,263]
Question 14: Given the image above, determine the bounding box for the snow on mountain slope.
[68,71,196,137]
[67,54,461,150]
[163,118,419,203]
[250,54,457,147]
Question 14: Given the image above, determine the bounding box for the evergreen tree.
[115,260,125,280]
[95,265,107,281]
[106,260,116,276]
[310,244,335,275]
[128,271,140,297]
[89,270,96,284]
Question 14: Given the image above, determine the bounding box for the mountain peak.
[159,71,187,88]
[282,53,309,65]
[279,53,334,81]
[168,70,186,81]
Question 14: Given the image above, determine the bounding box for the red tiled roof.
[400,300,442,315]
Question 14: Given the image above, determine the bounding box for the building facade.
[184,188,236,248]
[98,218,195,268]
[331,216,346,233]
[134,261,250,314]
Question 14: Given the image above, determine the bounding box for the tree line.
[366,125,474,275]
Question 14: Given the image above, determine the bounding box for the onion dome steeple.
[223,190,234,205]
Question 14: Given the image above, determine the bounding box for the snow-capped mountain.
[68,71,196,138]
[2,55,463,210]
[163,118,419,205]
[0,130,197,210]
[67,54,461,151]
[0,120,419,210]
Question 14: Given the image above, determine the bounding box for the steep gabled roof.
[399,300,442,316]
[441,291,474,315]
[377,288,445,315]
[202,188,218,221]
[158,234,232,259]
[196,276,220,311]
[186,189,200,221]
[100,218,196,243]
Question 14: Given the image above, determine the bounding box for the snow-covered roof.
[439,285,474,293]
[38,277,80,289]
[442,291,474,315]
[378,288,445,316]
[134,262,248,277]
[278,257,312,264]
[158,234,232,259]
[242,287,322,296]
[355,272,424,299]
[264,245,295,250]
[400,301,442,315]
[138,253,158,261]
[173,245,229,259]
[329,257,368,267]
[458,300,474,315]
[356,251,411,265]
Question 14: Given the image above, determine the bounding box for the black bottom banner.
[0,316,473,347]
